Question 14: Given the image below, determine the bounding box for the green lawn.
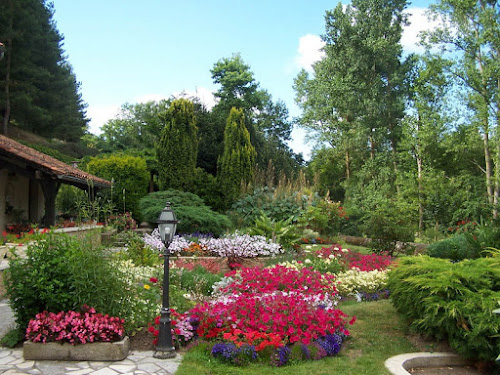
[175,299,419,375]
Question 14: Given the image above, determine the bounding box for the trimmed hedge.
[426,234,480,261]
[139,190,231,236]
[388,255,500,362]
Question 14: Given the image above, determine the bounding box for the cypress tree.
[217,107,256,205]
[157,98,198,190]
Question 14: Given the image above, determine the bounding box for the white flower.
[304,259,312,264]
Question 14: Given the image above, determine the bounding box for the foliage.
[426,234,481,261]
[113,231,161,267]
[87,154,149,221]
[245,213,301,251]
[388,255,500,362]
[170,266,224,297]
[109,212,137,233]
[361,197,415,255]
[0,0,88,139]
[25,306,125,344]
[139,190,231,236]
[230,186,304,227]
[298,197,348,237]
[157,98,198,190]
[217,107,256,207]
[3,234,132,335]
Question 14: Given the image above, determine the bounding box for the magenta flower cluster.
[25,306,125,344]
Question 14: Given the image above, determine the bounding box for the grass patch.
[175,299,418,375]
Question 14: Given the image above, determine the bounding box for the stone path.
[0,300,15,340]
[0,348,182,375]
[0,300,182,375]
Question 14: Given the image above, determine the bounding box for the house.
[0,134,111,231]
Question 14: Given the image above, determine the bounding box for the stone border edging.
[23,336,130,361]
[385,352,470,375]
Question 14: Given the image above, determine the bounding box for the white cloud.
[86,87,217,135]
[402,7,441,53]
[86,104,121,135]
[173,87,218,110]
[294,34,325,72]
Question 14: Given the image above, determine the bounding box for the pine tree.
[217,107,256,205]
[157,98,198,190]
[0,0,88,139]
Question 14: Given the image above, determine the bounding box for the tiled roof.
[0,134,111,188]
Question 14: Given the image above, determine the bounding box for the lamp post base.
[153,348,176,359]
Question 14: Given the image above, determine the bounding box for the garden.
[1,184,499,375]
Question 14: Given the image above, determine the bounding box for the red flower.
[149,277,158,283]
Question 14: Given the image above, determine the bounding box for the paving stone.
[108,364,136,373]
[36,362,72,375]
[0,355,16,365]
[0,350,12,359]
[1,370,30,375]
[66,368,95,375]
[136,362,161,373]
[88,368,119,375]
[27,369,41,374]
[16,361,35,370]
[89,362,109,370]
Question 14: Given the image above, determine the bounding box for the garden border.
[385,352,471,375]
[23,336,130,361]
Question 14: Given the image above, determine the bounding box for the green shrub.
[229,187,304,227]
[245,213,301,251]
[87,154,149,221]
[113,231,161,267]
[361,199,415,256]
[4,234,132,335]
[388,255,500,362]
[171,266,224,297]
[139,190,231,236]
[426,234,480,261]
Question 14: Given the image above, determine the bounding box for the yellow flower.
[143,284,151,290]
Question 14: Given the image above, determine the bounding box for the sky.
[51,0,437,160]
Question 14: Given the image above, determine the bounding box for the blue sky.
[51,0,436,159]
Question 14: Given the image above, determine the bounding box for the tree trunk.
[369,134,375,160]
[345,149,350,180]
[483,126,493,206]
[417,153,424,235]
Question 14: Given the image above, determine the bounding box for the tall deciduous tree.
[400,55,451,234]
[295,0,409,181]
[0,0,88,140]
[217,107,256,206]
[157,99,198,191]
[426,0,500,217]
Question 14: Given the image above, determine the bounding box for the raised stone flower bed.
[23,336,130,361]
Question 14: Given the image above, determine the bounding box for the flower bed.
[23,306,129,361]
[149,265,355,366]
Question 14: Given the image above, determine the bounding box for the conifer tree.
[217,107,256,205]
[0,0,88,139]
[157,99,198,191]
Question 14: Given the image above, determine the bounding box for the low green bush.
[4,234,132,335]
[113,231,162,267]
[139,190,231,236]
[388,255,500,362]
[426,234,480,261]
[171,266,224,297]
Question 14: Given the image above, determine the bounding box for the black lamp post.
[153,202,178,359]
